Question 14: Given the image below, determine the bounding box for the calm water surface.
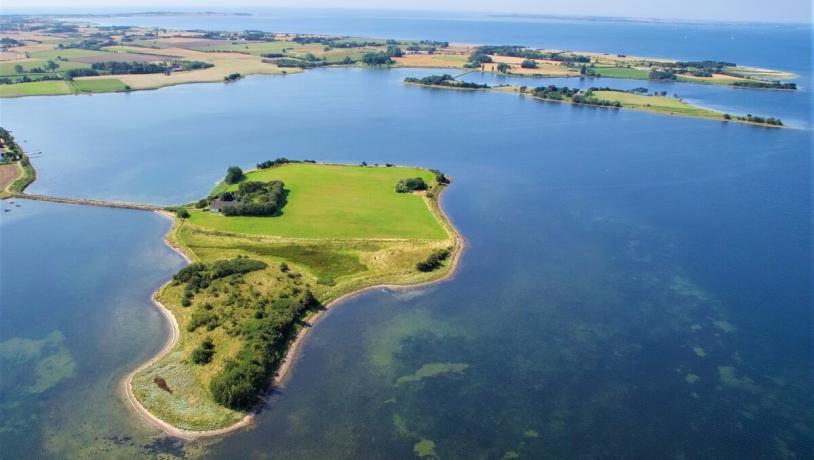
[0,200,186,458]
[0,15,811,460]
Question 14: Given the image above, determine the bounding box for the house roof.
[210,199,238,210]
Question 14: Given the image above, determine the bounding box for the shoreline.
[122,177,465,440]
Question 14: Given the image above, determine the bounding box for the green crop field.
[0,60,90,77]
[593,90,721,118]
[190,163,448,240]
[0,80,73,97]
[73,78,128,92]
[593,66,650,79]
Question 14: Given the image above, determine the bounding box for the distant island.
[0,16,797,98]
[405,74,786,127]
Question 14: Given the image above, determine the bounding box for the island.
[125,160,462,436]
[405,74,786,127]
[0,16,797,97]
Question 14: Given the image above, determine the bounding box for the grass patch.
[192,163,448,240]
[593,66,649,79]
[0,80,73,97]
[593,90,721,118]
[73,78,128,93]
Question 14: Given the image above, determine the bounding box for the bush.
[520,59,538,69]
[190,337,215,364]
[176,208,190,219]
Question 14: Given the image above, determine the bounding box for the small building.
[209,199,237,213]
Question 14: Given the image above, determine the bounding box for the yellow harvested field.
[482,61,576,76]
[0,51,25,61]
[679,73,746,82]
[75,45,299,90]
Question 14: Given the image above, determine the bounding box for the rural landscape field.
[0,3,811,460]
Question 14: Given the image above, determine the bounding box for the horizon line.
[0,6,812,26]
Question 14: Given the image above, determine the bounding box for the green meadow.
[0,80,73,97]
[593,66,650,79]
[191,163,448,240]
[73,78,128,93]
[593,91,722,118]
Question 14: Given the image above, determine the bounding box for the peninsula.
[0,16,797,98]
[127,160,462,436]
[405,74,786,127]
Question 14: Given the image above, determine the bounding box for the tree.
[385,45,404,58]
[225,166,244,184]
[362,52,393,66]
[520,60,538,69]
[496,63,510,73]
[14,64,23,74]
[177,208,190,219]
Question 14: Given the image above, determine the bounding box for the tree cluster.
[220,181,288,217]
[362,52,394,65]
[416,248,451,272]
[396,177,428,193]
[404,74,489,89]
[732,81,796,90]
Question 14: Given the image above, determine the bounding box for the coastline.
[122,178,465,439]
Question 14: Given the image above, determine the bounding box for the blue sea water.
[0,10,811,459]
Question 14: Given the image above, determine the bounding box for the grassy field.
[73,78,128,93]
[593,90,722,118]
[0,80,73,97]
[593,66,650,79]
[192,163,448,240]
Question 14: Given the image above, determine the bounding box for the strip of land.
[0,17,798,97]
[405,74,786,127]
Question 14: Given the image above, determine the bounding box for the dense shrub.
[416,248,451,272]
[362,52,394,65]
[221,181,287,217]
[404,74,489,89]
[190,337,216,364]
[396,177,428,193]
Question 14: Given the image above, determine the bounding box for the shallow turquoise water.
[0,15,811,459]
[0,201,186,458]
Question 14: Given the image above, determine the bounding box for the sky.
[1,0,812,24]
